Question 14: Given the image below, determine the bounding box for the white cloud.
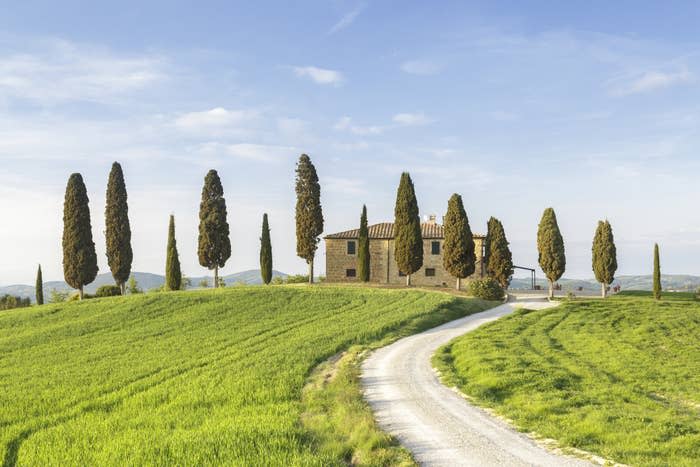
[325,176,367,195]
[175,107,259,131]
[328,4,366,35]
[392,112,431,126]
[333,116,384,135]
[609,69,693,96]
[193,142,295,162]
[400,60,441,75]
[0,38,165,104]
[293,66,344,85]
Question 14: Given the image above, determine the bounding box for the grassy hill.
[435,293,700,466]
[0,286,493,465]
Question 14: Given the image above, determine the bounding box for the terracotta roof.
[324,222,485,240]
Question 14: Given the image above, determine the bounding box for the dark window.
[425,268,436,277]
[346,269,356,278]
[398,271,406,277]
[431,241,440,255]
[347,241,356,255]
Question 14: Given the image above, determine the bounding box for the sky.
[2,1,700,285]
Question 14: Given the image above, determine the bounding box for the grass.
[434,292,700,466]
[0,285,494,466]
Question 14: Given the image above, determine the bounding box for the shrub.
[49,289,71,303]
[0,294,31,310]
[95,285,122,298]
[468,278,504,301]
[286,274,309,284]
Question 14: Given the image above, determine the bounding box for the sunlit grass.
[0,286,493,466]
[435,293,700,466]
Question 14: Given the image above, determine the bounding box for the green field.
[435,293,700,466]
[0,286,493,466]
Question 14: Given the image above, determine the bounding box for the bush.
[49,289,71,303]
[95,285,122,298]
[286,274,309,284]
[0,294,31,310]
[468,278,504,301]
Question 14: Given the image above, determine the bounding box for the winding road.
[361,296,594,467]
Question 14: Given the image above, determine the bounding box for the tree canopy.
[357,205,370,282]
[485,217,513,289]
[442,193,475,290]
[105,162,133,294]
[166,215,182,291]
[592,220,617,298]
[537,207,565,298]
[393,172,423,284]
[198,169,231,287]
[295,154,323,283]
[260,213,273,285]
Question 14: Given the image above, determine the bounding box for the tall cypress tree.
[165,215,182,291]
[393,172,423,286]
[295,154,324,284]
[592,220,617,298]
[537,207,565,299]
[442,194,475,290]
[653,243,661,300]
[35,264,44,305]
[198,169,231,288]
[485,217,514,289]
[357,205,370,282]
[260,213,273,285]
[62,173,98,300]
[105,162,133,295]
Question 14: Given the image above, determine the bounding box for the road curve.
[361,297,594,467]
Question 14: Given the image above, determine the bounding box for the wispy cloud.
[175,107,259,131]
[334,116,384,135]
[293,66,344,85]
[609,69,694,96]
[328,4,365,35]
[193,142,295,162]
[0,38,165,104]
[392,112,431,126]
[325,176,367,195]
[400,60,441,76]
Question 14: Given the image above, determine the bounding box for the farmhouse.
[324,215,486,287]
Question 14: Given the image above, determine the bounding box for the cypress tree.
[165,215,182,291]
[592,220,617,298]
[653,243,661,300]
[393,172,423,286]
[62,173,98,300]
[537,207,565,299]
[442,194,475,290]
[198,169,231,288]
[357,205,370,282]
[260,213,273,285]
[295,154,324,284]
[485,217,514,289]
[35,264,44,305]
[105,162,133,295]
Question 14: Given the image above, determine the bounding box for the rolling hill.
[0,286,493,465]
[509,274,700,292]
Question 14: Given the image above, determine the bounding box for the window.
[347,241,356,255]
[431,241,440,255]
[425,268,436,277]
[398,271,406,277]
[346,269,356,278]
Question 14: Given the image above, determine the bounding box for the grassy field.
[434,293,700,466]
[0,286,493,466]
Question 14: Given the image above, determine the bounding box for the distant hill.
[510,274,700,292]
[0,270,289,302]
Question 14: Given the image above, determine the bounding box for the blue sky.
[2,1,700,284]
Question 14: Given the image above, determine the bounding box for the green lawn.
[0,286,493,466]
[434,293,700,466]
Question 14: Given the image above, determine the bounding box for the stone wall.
[325,237,485,289]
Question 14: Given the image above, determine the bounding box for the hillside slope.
[0,286,492,466]
[435,293,700,466]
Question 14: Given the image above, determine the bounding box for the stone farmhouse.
[324,215,486,287]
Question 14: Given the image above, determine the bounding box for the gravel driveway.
[360,296,594,467]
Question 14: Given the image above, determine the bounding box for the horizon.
[3,1,700,284]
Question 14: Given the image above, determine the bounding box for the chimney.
[426,214,437,225]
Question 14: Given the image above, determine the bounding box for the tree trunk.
[456,277,461,291]
[214,266,219,288]
[120,282,126,296]
[549,280,554,299]
[601,282,607,299]
[79,286,84,300]
[406,274,411,287]
[309,260,314,284]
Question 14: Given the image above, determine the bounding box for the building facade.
[324,216,486,288]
